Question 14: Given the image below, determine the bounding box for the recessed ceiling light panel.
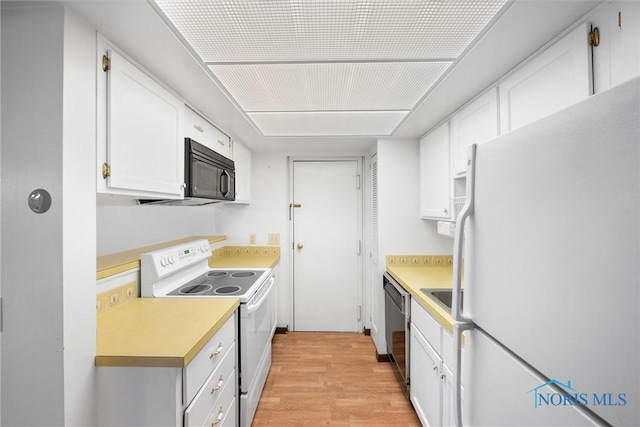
[248,111,408,136]
[155,0,508,62]
[209,62,451,111]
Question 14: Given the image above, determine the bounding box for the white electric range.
[140,239,276,427]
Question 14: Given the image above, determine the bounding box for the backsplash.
[210,245,281,262]
[386,255,453,267]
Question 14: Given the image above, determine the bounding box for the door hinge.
[102,54,111,72]
[356,174,361,190]
[0,297,4,333]
[102,163,111,179]
[357,240,362,256]
[357,304,362,321]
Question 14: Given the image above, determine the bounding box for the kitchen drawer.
[205,395,236,427]
[411,299,442,354]
[185,347,235,427]
[184,316,236,404]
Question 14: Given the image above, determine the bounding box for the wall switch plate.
[268,233,280,245]
[249,234,256,245]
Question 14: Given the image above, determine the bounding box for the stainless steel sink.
[420,288,463,312]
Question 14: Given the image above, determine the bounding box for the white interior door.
[291,160,362,332]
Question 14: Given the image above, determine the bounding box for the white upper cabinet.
[98,41,185,199]
[592,1,640,93]
[499,23,592,134]
[184,106,231,158]
[231,139,252,203]
[450,88,498,176]
[420,122,452,220]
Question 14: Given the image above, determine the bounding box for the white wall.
[216,152,290,327]
[370,138,453,354]
[96,203,218,255]
[1,5,96,425]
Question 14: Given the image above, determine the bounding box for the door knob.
[297,243,303,250]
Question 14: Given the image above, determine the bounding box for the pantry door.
[291,159,362,332]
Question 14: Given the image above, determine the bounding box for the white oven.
[140,239,276,427]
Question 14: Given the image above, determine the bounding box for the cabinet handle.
[210,375,224,395]
[211,407,224,426]
[209,343,223,359]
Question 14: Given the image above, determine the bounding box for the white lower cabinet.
[97,313,238,426]
[411,325,443,426]
[410,299,459,427]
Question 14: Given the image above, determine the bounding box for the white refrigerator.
[451,77,639,426]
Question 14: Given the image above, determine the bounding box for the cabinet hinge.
[102,55,111,72]
[588,26,600,47]
[102,163,111,179]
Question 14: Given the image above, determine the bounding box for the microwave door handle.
[220,171,229,197]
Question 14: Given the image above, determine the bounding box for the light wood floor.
[252,332,421,426]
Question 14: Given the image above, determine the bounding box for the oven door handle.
[246,276,275,314]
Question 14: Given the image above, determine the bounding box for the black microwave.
[140,138,235,205]
[185,138,235,203]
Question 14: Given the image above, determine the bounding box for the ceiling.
[151,0,509,138]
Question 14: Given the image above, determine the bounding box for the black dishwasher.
[383,273,410,397]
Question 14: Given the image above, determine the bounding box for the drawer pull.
[210,375,224,395]
[209,343,223,359]
[211,407,224,426]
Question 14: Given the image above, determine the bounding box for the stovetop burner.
[214,285,242,294]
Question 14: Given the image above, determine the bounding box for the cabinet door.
[608,1,640,88]
[231,140,252,203]
[105,48,184,198]
[411,325,443,427]
[450,89,498,176]
[499,23,592,134]
[184,106,231,158]
[441,363,457,427]
[420,122,452,220]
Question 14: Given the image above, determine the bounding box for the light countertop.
[96,298,239,368]
[209,253,280,269]
[386,264,456,333]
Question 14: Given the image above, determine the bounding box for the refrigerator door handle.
[452,144,476,324]
[452,144,476,427]
[454,322,473,427]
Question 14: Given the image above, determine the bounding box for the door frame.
[287,156,365,331]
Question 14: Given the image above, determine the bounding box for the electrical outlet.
[109,291,120,307]
[96,294,106,314]
[268,233,280,245]
[124,283,136,301]
[249,234,256,245]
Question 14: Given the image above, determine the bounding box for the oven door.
[240,274,275,394]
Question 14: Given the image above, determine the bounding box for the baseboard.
[363,328,371,336]
[376,351,390,362]
[275,326,288,334]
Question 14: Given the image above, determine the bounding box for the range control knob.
[160,257,167,268]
